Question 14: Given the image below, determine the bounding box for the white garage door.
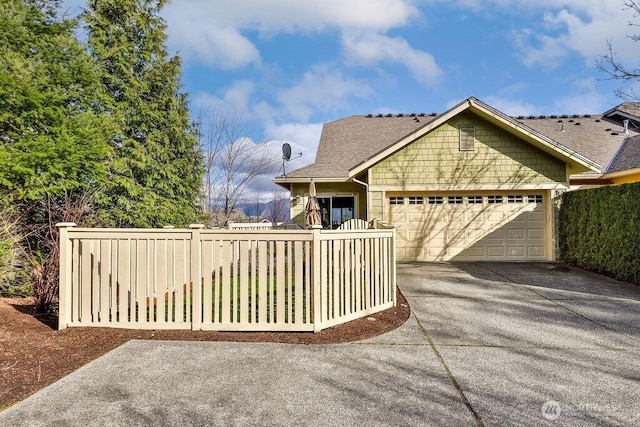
[388,192,548,262]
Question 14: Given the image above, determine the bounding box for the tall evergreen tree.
[0,0,113,202]
[84,0,203,228]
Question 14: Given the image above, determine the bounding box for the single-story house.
[273,97,640,262]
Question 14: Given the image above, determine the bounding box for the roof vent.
[568,119,574,123]
[386,113,392,117]
[557,120,563,123]
[366,114,372,118]
[561,115,568,118]
[575,122,581,126]
[418,113,425,117]
[624,119,630,134]
[517,115,525,119]
[539,115,547,119]
[528,115,536,119]
[595,119,601,122]
[409,113,416,117]
[377,114,383,117]
[429,113,437,116]
[550,115,558,118]
[397,113,404,117]
[605,128,612,131]
[583,114,592,118]
[572,114,580,118]
[611,132,619,135]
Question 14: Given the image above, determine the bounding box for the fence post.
[190,224,205,330]
[390,227,397,306]
[311,225,322,332]
[56,222,76,330]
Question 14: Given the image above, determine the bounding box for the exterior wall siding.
[370,112,567,186]
[369,191,384,221]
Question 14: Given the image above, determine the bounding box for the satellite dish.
[282,143,292,161]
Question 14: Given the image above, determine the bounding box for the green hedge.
[559,182,640,284]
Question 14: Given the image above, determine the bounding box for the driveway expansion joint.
[414,313,484,427]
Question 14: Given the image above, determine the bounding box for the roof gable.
[349,98,599,177]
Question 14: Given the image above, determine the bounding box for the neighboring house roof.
[277,97,640,186]
[514,114,634,169]
[605,135,640,173]
[602,102,640,129]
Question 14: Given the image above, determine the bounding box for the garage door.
[388,192,548,261]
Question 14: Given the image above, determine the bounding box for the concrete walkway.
[1,262,639,426]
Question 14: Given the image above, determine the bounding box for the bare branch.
[198,108,279,226]
[596,3,640,101]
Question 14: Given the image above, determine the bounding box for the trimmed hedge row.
[559,182,640,284]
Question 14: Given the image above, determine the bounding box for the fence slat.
[220,240,231,324]
[202,240,213,324]
[258,240,267,324]
[276,241,285,324]
[294,241,303,324]
[239,240,249,324]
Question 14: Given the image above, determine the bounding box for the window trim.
[459,124,475,151]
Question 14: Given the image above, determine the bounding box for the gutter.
[352,176,368,191]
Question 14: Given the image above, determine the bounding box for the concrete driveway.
[1,262,639,426]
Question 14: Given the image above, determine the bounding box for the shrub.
[559,182,640,284]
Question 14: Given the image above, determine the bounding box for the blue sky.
[62,0,640,198]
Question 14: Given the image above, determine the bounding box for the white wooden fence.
[57,224,396,332]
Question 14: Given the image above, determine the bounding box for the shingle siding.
[370,112,566,186]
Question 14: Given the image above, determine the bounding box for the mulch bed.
[0,289,410,410]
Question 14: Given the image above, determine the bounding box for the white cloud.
[276,64,373,122]
[265,122,324,166]
[552,78,608,113]
[169,25,261,69]
[484,96,540,116]
[190,80,258,128]
[163,0,419,68]
[342,33,442,86]
[430,1,639,70]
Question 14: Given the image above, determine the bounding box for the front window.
[318,196,355,229]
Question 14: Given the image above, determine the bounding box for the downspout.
[352,177,369,221]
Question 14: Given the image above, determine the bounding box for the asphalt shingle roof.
[606,134,640,173]
[284,102,640,180]
[286,114,430,179]
[515,115,635,169]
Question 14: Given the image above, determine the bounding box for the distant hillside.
[237,199,289,222]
